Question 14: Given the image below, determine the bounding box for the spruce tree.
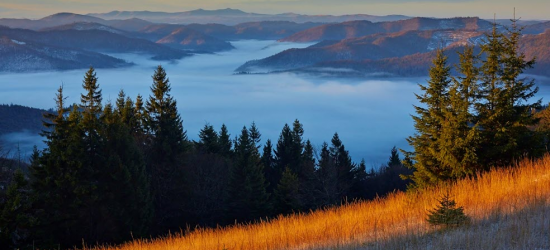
[31,88,87,247]
[273,121,306,187]
[274,124,294,184]
[0,170,34,248]
[315,142,338,205]
[198,124,219,154]
[100,103,153,239]
[80,67,103,165]
[134,94,146,136]
[404,49,452,188]
[438,46,481,178]
[291,119,305,176]
[273,167,301,214]
[144,65,187,229]
[227,126,270,222]
[427,192,468,227]
[218,124,233,158]
[115,90,136,129]
[388,146,401,167]
[329,133,354,201]
[300,139,317,209]
[249,122,262,150]
[78,67,108,242]
[262,139,276,192]
[476,19,541,167]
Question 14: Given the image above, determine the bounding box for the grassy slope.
[89,156,550,250]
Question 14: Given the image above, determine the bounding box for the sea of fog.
[1,40,549,167]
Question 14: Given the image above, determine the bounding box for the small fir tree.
[427,192,468,227]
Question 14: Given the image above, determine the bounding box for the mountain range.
[279,17,493,42]
[237,17,550,77]
[240,29,550,78]
[0,35,130,72]
[0,10,548,76]
[88,9,411,25]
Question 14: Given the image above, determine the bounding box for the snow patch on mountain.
[10,39,25,45]
[427,31,484,51]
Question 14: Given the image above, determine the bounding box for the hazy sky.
[0,0,548,20]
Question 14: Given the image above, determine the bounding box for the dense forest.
[0,19,548,249]
[0,65,412,248]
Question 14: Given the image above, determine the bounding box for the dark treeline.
[0,66,410,249]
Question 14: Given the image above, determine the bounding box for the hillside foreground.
[86,155,550,250]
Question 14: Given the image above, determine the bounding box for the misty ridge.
[1,8,550,165]
[0,9,549,75]
[0,40,424,166]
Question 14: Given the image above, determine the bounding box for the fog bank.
[4,40,546,166]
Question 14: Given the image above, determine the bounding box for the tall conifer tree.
[144,65,187,229]
[404,49,452,188]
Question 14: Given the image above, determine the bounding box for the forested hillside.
[0,104,49,135]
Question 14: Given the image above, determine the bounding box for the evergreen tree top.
[80,67,102,111]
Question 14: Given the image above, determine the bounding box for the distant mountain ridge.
[237,29,484,72]
[279,17,493,42]
[239,29,550,78]
[88,9,411,25]
[1,11,548,75]
[0,35,130,72]
[0,26,189,60]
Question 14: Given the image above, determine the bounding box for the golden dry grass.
[88,155,550,250]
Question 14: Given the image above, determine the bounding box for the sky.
[0,0,548,20]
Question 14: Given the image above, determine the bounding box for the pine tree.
[404,49,452,188]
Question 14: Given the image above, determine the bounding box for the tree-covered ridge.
[0,104,50,135]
